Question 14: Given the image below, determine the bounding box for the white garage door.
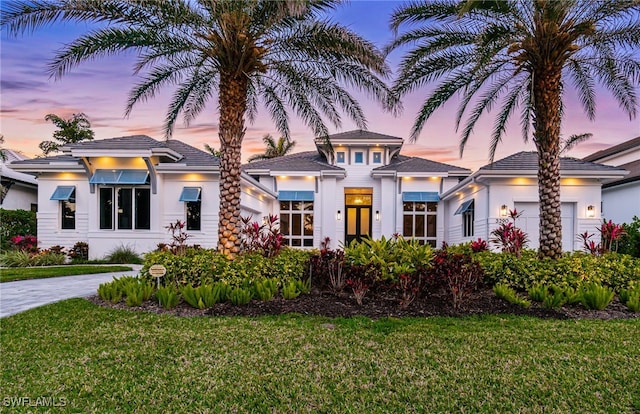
[514,202,576,252]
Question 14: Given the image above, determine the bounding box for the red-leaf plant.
[165,220,191,255]
[240,214,284,258]
[490,209,528,257]
[579,219,626,255]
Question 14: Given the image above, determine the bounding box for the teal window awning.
[89,169,149,185]
[402,192,440,202]
[278,191,314,201]
[455,199,474,215]
[179,187,201,202]
[50,186,76,201]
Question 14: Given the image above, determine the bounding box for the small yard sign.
[148,265,167,277]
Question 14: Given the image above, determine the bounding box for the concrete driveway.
[0,265,142,318]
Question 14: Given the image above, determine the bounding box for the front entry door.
[345,191,372,244]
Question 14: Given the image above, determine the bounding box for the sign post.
[148,264,167,289]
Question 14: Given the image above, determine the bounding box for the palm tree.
[3,0,394,256]
[388,0,639,259]
[40,112,95,155]
[248,134,296,162]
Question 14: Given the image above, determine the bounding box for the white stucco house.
[244,130,471,248]
[1,149,38,211]
[441,152,628,251]
[8,136,276,259]
[7,130,630,257]
[583,136,640,224]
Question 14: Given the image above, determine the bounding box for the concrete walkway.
[0,265,142,318]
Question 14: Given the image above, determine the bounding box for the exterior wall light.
[587,205,595,218]
[375,210,380,221]
[500,204,508,217]
[336,210,341,221]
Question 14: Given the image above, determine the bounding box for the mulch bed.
[88,287,639,320]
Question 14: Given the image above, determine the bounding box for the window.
[336,152,345,163]
[403,202,437,247]
[354,152,364,164]
[179,187,202,231]
[373,152,382,163]
[455,199,475,238]
[99,187,150,230]
[279,200,314,247]
[463,208,474,237]
[51,186,75,229]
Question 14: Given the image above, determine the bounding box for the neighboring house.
[244,130,471,248]
[1,149,38,211]
[583,136,640,224]
[441,152,628,251]
[8,136,275,259]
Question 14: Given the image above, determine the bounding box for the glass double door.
[345,190,372,245]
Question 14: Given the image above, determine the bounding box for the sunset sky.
[1,1,638,171]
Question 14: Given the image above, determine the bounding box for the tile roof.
[166,140,219,167]
[373,155,470,173]
[603,159,640,188]
[8,155,81,165]
[11,136,219,168]
[324,130,403,141]
[62,135,161,151]
[243,151,343,172]
[583,136,640,162]
[478,151,626,173]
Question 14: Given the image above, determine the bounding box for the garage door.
[513,202,575,251]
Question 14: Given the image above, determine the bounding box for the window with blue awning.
[179,187,201,202]
[278,191,314,201]
[50,186,76,201]
[455,199,474,215]
[89,169,149,185]
[402,192,440,202]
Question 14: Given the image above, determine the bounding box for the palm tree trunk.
[533,69,563,259]
[218,74,248,257]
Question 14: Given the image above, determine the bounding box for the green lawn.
[2,300,639,413]
[0,265,133,282]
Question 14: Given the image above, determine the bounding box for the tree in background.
[388,0,639,259]
[248,134,296,162]
[3,0,394,256]
[39,113,95,156]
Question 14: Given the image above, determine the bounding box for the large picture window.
[279,200,314,247]
[403,202,437,247]
[99,187,150,230]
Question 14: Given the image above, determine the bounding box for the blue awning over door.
[278,191,314,201]
[50,186,76,201]
[402,192,440,202]
[179,187,201,202]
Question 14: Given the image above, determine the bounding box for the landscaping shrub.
[9,234,38,253]
[309,238,345,291]
[0,249,65,267]
[254,278,279,301]
[282,281,300,300]
[580,283,614,310]
[619,216,640,257]
[156,285,180,309]
[493,284,530,308]
[477,250,640,292]
[618,284,640,312]
[229,287,252,305]
[431,250,484,309]
[142,248,221,287]
[0,208,36,250]
[97,282,122,304]
[490,209,528,256]
[579,219,626,255]
[240,214,284,258]
[68,241,89,262]
[105,244,142,264]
